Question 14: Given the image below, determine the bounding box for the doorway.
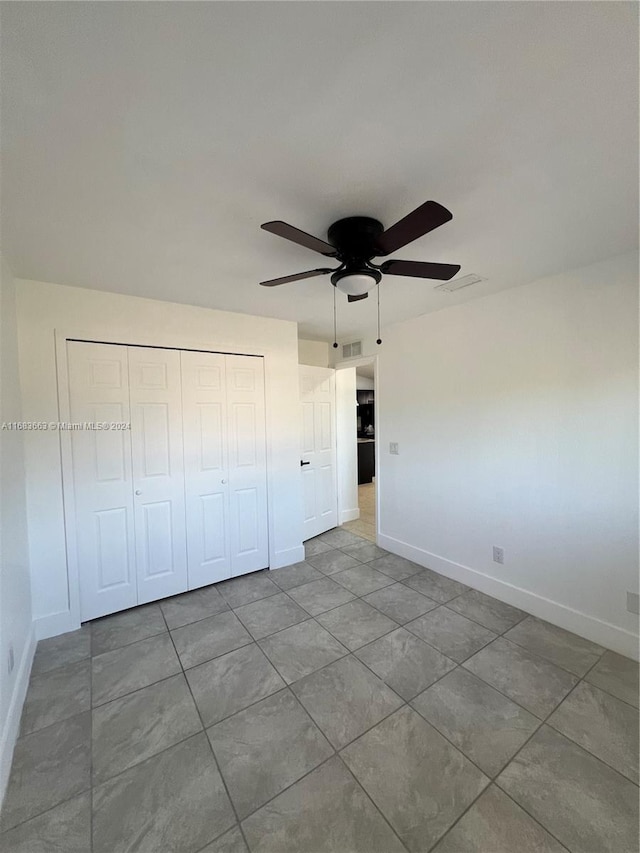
[336,357,377,543]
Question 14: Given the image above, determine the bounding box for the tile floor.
[2,528,639,852]
[343,482,376,542]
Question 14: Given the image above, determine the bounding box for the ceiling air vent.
[342,341,362,359]
[435,274,486,293]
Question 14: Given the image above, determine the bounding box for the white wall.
[378,251,639,658]
[0,257,34,804]
[356,373,375,391]
[335,368,359,525]
[16,279,304,639]
[298,338,330,368]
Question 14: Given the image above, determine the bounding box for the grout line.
[160,604,252,852]
[336,754,412,853]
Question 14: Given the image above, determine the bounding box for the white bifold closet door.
[182,351,269,587]
[67,341,268,622]
[68,342,138,620]
[128,346,188,604]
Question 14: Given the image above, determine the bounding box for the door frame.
[55,326,274,629]
[334,354,380,542]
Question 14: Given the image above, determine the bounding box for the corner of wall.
[0,623,35,809]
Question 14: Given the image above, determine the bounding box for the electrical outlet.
[8,645,14,675]
[492,546,504,565]
[389,442,399,455]
[627,592,639,615]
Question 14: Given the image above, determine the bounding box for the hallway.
[344,484,376,543]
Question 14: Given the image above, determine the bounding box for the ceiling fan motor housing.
[327,216,384,264]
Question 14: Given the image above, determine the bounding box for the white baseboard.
[34,610,80,641]
[378,533,640,661]
[0,624,36,809]
[270,545,305,570]
[340,508,360,524]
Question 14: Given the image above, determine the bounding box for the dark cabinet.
[358,441,375,484]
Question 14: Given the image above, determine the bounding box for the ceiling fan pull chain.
[332,285,339,349]
[376,282,382,345]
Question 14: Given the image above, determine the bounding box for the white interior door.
[67,341,137,621]
[128,346,188,603]
[300,365,338,540]
[181,351,231,588]
[226,355,269,576]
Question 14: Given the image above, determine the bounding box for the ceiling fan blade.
[347,292,369,303]
[259,268,333,287]
[261,221,337,257]
[375,201,453,256]
[380,259,461,280]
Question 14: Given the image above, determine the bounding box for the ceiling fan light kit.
[260,200,461,345]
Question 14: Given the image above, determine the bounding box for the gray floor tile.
[20,659,90,735]
[332,563,394,596]
[402,568,469,603]
[258,619,348,684]
[548,680,639,783]
[93,733,235,853]
[363,582,438,624]
[355,627,456,700]
[447,589,526,633]
[304,537,333,559]
[306,549,362,575]
[172,610,252,669]
[585,650,639,708]
[1,712,91,832]
[0,792,91,853]
[497,725,639,853]
[234,593,308,640]
[405,606,497,663]
[160,585,229,630]
[291,655,403,749]
[342,705,489,852]
[503,616,605,676]
[286,577,356,616]
[207,689,333,818]
[91,603,167,654]
[186,643,285,726]
[200,826,248,853]
[92,673,202,784]
[317,528,364,548]
[217,572,279,608]
[368,553,424,581]
[241,756,407,853]
[412,667,540,777]
[269,561,323,590]
[464,638,578,718]
[432,785,568,853]
[316,600,397,650]
[92,632,181,706]
[31,627,91,676]
[340,541,388,563]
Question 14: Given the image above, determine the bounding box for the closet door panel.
[181,351,231,588]
[67,341,137,621]
[129,347,188,602]
[226,355,269,576]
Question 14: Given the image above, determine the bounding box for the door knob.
[300,460,310,467]
[135,490,142,495]
[221,479,227,484]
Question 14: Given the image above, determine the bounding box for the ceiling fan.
[259,200,460,302]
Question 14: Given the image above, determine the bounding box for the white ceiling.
[1,2,637,340]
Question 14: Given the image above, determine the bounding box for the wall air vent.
[435,274,486,293]
[342,341,362,359]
